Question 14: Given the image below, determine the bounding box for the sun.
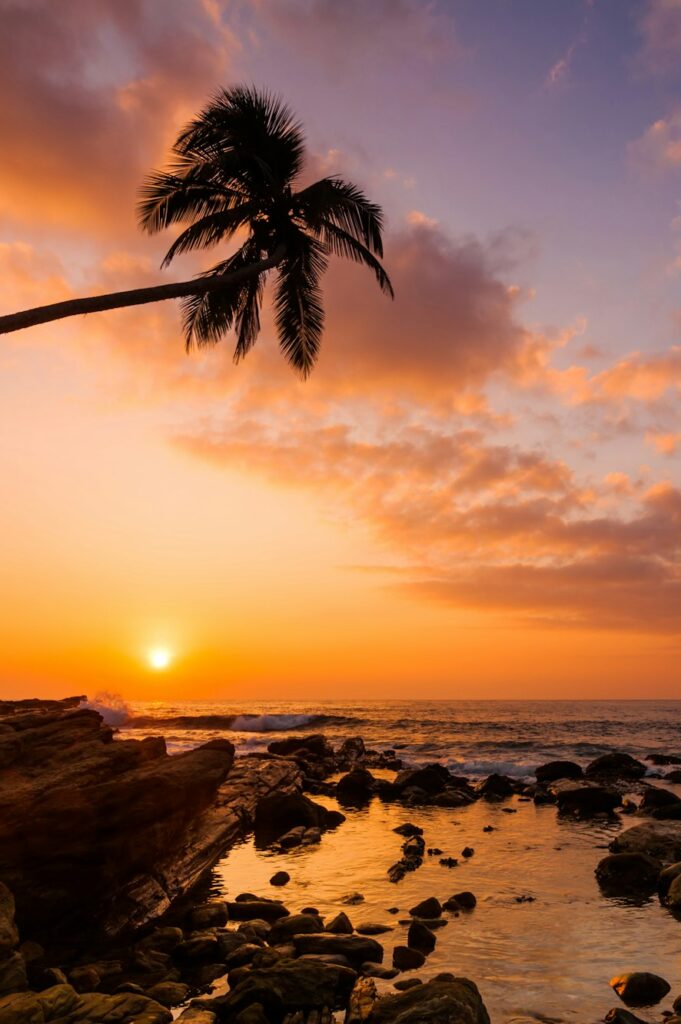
[147,647,172,671]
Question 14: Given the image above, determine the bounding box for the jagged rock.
[550,779,620,816]
[409,897,441,918]
[638,788,681,812]
[392,946,425,971]
[269,913,324,944]
[199,958,357,1018]
[347,976,377,1023]
[610,821,681,862]
[595,853,662,897]
[535,761,583,784]
[292,934,383,967]
[610,972,670,1006]
[336,770,376,804]
[270,871,290,887]
[407,921,436,954]
[367,975,489,1023]
[325,913,354,935]
[586,753,647,780]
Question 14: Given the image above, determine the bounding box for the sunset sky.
[2,0,681,700]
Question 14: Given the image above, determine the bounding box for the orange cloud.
[628,110,681,174]
[646,430,681,455]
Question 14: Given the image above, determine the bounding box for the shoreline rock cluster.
[1,698,681,1024]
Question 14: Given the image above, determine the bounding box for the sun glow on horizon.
[147,647,172,671]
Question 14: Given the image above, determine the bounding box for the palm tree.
[0,86,392,375]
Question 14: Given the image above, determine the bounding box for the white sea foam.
[230,713,319,732]
[81,691,131,728]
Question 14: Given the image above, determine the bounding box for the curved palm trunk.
[0,251,283,336]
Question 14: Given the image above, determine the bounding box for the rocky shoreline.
[1,698,681,1024]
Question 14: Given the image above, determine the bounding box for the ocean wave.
[123,712,357,733]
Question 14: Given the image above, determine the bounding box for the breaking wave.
[124,712,342,732]
[81,692,131,728]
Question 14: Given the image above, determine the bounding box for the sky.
[1,0,681,701]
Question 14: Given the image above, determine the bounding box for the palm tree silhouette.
[0,86,392,375]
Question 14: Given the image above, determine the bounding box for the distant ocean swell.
[124,712,351,732]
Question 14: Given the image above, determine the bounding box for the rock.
[393,978,422,991]
[476,774,515,800]
[666,770,681,783]
[444,892,477,911]
[0,954,27,996]
[595,853,662,896]
[407,921,436,954]
[610,821,681,862]
[227,900,289,922]
[666,872,681,908]
[362,964,398,979]
[658,861,681,899]
[586,753,647,780]
[0,887,18,959]
[340,893,365,905]
[278,826,307,849]
[233,1006,269,1024]
[604,1009,650,1024]
[675,994,681,1013]
[326,912,354,935]
[224,943,262,968]
[610,972,671,1006]
[639,788,681,812]
[176,1010,217,1024]
[550,779,621,816]
[535,761,583,784]
[370,976,489,1023]
[68,964,100,993]
[146,981,191,1007]
[188,901,229,930]
[270,871,290,887]
[269,912,325,944]
[409,897,441,918]
[649,803,681,821]
[0,983,81,1024]
[356,923,393,936]
[461,847,474,858]
[201,958,357,1017]
[292,934,383,967]
[173,933,220,964]
[393,824,423,837]
[254,793,344,845]
[337,769,377,804]
[439,857,458,868]
[393,766,451,797]
[338,737,367,764]
[267,733,334,760]
[347,976,378,1023]
[392,946,425,971]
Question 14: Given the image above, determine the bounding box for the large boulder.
[610,822,681,863]
[292,933,383,967]
[336,769,377,804]
[586,753,647,780]
[475,774,515,800]
[610,972,671,1006]
[595,853,662,897]
[0,983,172,1024]
[202,958,357,1018]
[367,975,490,1024]
[267,734,334,761]
[393,766,451,797]
[535,761,583,784]
[550,779,621,816]
[253,793,344,845]
[638,788,681,812]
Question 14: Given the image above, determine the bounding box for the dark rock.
[595,853,662,896]
[604,1009,649,1024]
[254,793,344,845]
[146,981,191,1007]
[340,893,365,906]
[666,770,681,783]
[407,921,436,954]
[535,760,583,784]
[444,891,477,911]
[610,971,671,1006]
[370,976,490,1023]
[337,769,377,804]
[461,847,474,858]
[393,824,423,837]
[362,964,398,980]
[409,897,441,918]
[293,933,383,967]
[326,912,354,935]
[201,957,357,1017]
[269,871,290,887]
[439,857,458,868]
[658,861,681,899]
[476,774,515,800]
[356,923,393,936]
[610,822,681,862]
[639,788,681,812]
[269,912,324,943]
[188,901,229,930]
[392,946,425,971]
[550,779,621,816]
[227,900,289,922]
[0,885,18,958]
[649,803,681,821]
[393,978,422,991]
[267,733,334,760]
[173,932,220,964]
[338,737,366,764]
[666,872,681,908]
[586,753,647,781]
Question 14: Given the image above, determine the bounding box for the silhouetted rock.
[254,792,344,846]
[476,774,515,800]
[610,822,681,862]
[293,933,383,967]
[407,921,436,954]
[586,753,647,781]
[269,871,290,887]
[200,958,357,1019]
[610,972,670,1006]
[550,779,621,816]
[392,946,425,971]
[409,897,441,918]
[595,853,662,897]
[337,769,377,804]
[368,975,490,1023]
[638,788,681,812]
[535,761,583,784]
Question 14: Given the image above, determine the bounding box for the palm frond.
[160,202,259,267]
[315,220,394,297]
[233,272,264,363]
[274,238,327,377]
[181,245,261,350]
[295,177,385,256]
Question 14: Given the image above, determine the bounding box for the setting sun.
[147,647,172,671]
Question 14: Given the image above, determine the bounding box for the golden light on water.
[147,647,172,671]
